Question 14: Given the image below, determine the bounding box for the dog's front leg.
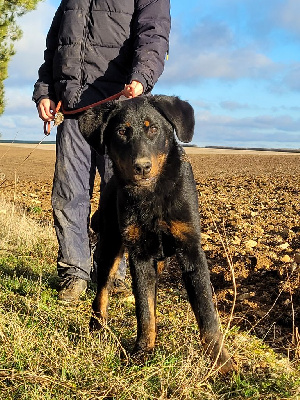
[90,246,124,331]
[178,247,235,373]
[129,257,158,356]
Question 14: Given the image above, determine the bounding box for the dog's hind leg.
[129,257,158,357]
[178,248,235,373]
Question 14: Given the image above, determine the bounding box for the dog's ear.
[149,95,195,143]
[78,103,116,154]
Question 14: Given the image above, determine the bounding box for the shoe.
[112,278,130,295]
[58,276,88,303]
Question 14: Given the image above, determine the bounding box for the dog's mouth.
[120,157,162,187]
[133,175,157,186]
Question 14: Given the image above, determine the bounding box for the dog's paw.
[130,347,154,365]
[89,315,105,332]
[214,347,237,375]
[203,333,237,375]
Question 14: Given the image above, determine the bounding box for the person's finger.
[123,84,133,98]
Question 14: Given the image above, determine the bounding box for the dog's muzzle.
[134,157,152,176]
[133,157,156,186]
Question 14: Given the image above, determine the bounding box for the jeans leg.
[52,117,95,281]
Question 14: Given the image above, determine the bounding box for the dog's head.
[78,95,195,186]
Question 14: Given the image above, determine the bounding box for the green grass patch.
[0,199,299,399]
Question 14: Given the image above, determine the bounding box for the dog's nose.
[134,158,152,176]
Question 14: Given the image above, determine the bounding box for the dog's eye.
[118,128,130,139]
[117,126,132,140]
[147,125,159,139]
[149,126,158,134]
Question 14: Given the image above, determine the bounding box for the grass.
[0,198,299,399]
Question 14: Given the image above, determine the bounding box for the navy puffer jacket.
[32,0,170,109]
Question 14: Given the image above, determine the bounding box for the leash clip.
[54,111,64,126]
[43,112,64,136]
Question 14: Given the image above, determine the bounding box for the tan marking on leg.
[170,220,193,241]
[124,224,142,242]
[108,247,124,281]
[94,247,124,320]
[96,288,109,320]
[157,260,164,275]
[147,292,156,350]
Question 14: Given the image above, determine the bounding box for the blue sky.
[0,0,300,148]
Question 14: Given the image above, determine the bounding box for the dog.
[78,95,234,373]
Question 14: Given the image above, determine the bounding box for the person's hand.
[123,81,144,98]
[37,98,56,122]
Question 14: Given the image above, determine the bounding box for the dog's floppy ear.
[78,103,116,154]
[149,95,195,143]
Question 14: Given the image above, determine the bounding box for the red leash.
[44,90,125,135]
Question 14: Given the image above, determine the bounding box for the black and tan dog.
[78,95,234,373]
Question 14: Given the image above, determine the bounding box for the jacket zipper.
[72,0,92,107]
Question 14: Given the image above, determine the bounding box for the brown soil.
[0,144,299,360]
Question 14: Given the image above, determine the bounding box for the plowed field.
[1,144,299,360]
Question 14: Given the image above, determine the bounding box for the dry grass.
[0,196,57,260]
[0,198,299,399]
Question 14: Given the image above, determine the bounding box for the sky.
[0,0,300,148]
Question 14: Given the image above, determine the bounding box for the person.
[32,0,171,303]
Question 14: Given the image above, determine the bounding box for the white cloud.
[163,46,279,84]
[196,110,300,132]
[186,19,234,50]
[193,109,300,147]
[5,87,36,112]
[220,101,250,111]
[0,110,50,141]
[0,1,56,139]
[7,1,56,85]
[193,100,211,110]
[275,0,300,36]
[282,64,300,92]
[0,116,17,129]
[161,20,282,86]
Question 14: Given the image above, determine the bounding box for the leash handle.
[43,101,64,136]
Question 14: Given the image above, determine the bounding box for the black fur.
[78,95,234,372]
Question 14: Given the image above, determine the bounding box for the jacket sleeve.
[130,0,171,93]
[32,3,64,105]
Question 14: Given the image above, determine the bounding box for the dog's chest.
[120,199,176,260]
